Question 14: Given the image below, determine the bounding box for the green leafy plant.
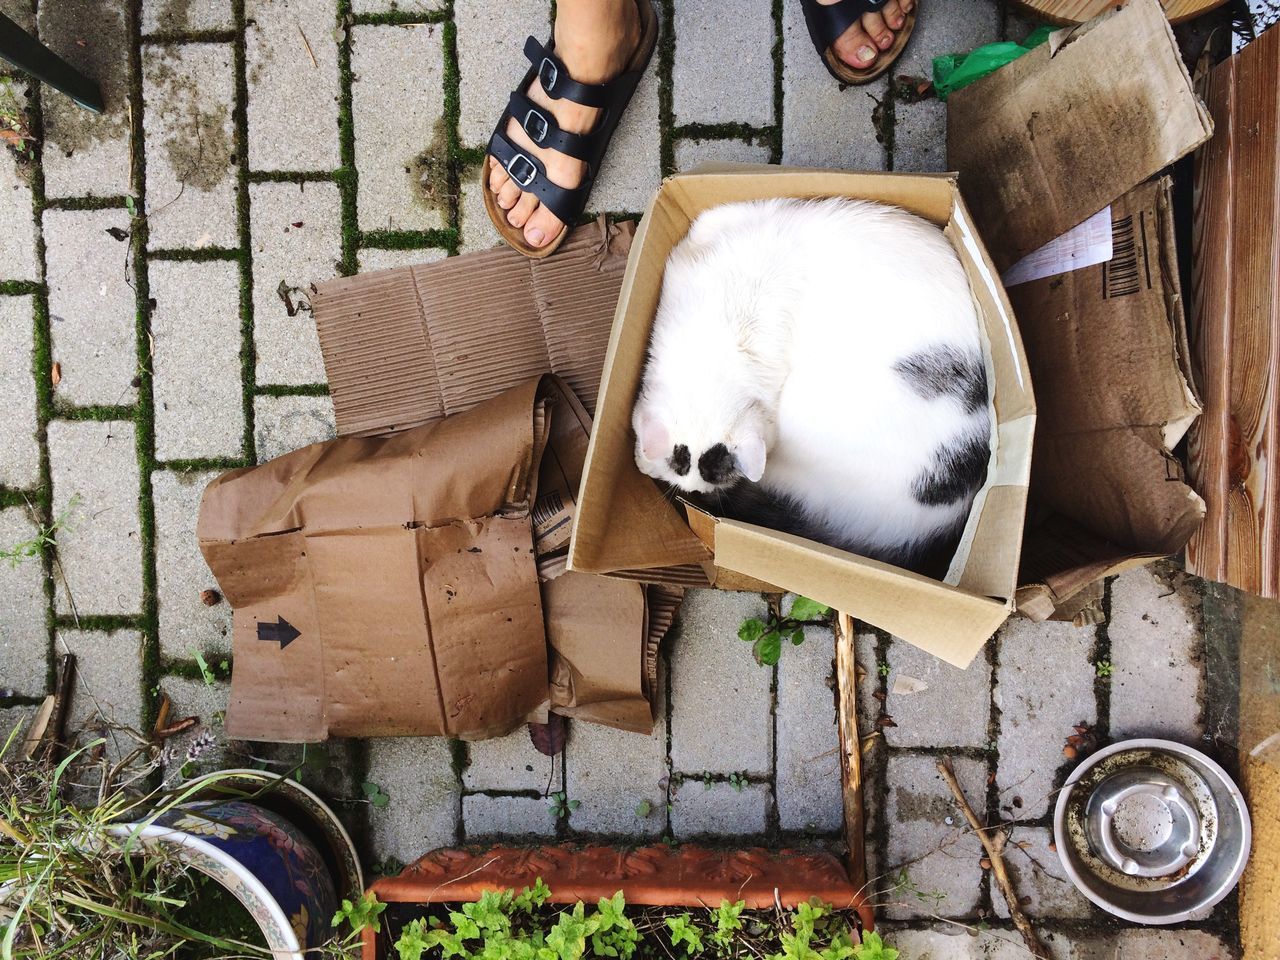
[362,780,390,808]
[0,76,34,159]
[193,650,216,687]
[548,791,580,819]
[727,773,747,793]
[850,931,898,960]
[634,799,652,818]
[666,914,704,957]
[738,596,832,666]
[1094,659,1114,678]
[1,494,82,568]
[332,890,387,936]
[708,900,744,954]
[876,663,890,678]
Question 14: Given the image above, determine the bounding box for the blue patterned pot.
[109,773,359,959]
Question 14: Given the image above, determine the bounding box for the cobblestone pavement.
[1,1,1271,956]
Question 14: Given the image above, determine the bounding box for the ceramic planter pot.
[111,769,362,959]
[360,844,876,959]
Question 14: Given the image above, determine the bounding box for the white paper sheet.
[1000,206,1113,288]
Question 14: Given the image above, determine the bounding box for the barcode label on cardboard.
[1102,213,1149,299]
[533,490,573,554]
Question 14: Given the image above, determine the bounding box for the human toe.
[833,22,879,68]
[883,0,906,30]
[860,11,894,50]
[523,203,563,249]
[489,158,511,194]
[496,180,522,210]
[507,191,539,229]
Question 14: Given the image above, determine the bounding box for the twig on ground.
[936,755,1050,959]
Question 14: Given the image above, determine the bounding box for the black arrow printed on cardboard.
[257,616,300,649]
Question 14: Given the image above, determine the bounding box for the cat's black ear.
[733,434,766,483]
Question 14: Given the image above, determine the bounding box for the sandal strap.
[522,36,625,108]
[505,90,596,162]
[487,128,589,225]
[800,0,891,52]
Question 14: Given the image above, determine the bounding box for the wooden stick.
[936,756,1050,960]
[835,612,867,894]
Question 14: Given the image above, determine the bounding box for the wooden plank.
[834,612,867,895]
[1011,0,1227,26]
[1227,28,1280,596]
[1187,56,1236,583]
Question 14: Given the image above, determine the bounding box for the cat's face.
[631,400,768,494]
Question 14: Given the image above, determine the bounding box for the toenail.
[858,45,875,63]
[527,228,546,246]
[878,33,891,47]
[890,14,903,27]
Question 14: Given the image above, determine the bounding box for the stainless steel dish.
[1053,738,1250,924]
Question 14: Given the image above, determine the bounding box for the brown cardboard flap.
[201,378,557,742]
[946,0,1213,270]
[311,218,635,437]
[1008,179,1204,604]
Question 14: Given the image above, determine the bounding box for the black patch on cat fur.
[668,444,691,476]
[912,433,989,507]
[893,346,987,413]
[698,443,737,485]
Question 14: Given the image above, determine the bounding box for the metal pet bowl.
[1053,738,1250,924]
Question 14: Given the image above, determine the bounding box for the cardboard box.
[568,166,1037,669]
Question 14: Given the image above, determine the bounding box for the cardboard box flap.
[946,0,1213,270]
[311,218,635,438]
[1008,179,1205,576]
[712,520,1011,668]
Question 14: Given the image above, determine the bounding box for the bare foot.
[818,0,914,71]
[487,0,641,249]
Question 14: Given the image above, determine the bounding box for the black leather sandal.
[483,0,658,259]
[800,0,917,86]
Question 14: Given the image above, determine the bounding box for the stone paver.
[892,0,1001,173]
[566,679,669,837]
[0,508,50,698]
[351,24,448,232]
[669,589,773,777]
[995,617,1097,819]
[884,752,987,919]
[458,176,502,252]
[245,0,342,172]
[142,42,238,249]
[0,295,38,488]
[358,247,448,272]
[253,394,336,462]
[154,469,233,659]
[61,627,144,732]
[353,0,446,12]
[0,131,38,281]
[674,138,772,172]
[158,674,232,775]
[38,1,133,200]
[781,0,884,170]
[48,420,142,617]
[366,737,461,863]
[884,632,990,749]
[455,0,549,148]
[589,58,661,213]
[1108,564,1205,742]
[776,621,842,832]
[43,209,138,408]
[142,0,234,35]
[673,0,774,127]
[671,779,770,838]
[463,794,558,839]
[991,826,1092,920]
[250,180,342,385]
[151,259,244,460]
[464,725,558,793]
[1111,930,1234,959]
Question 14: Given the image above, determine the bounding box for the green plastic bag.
[931,25,1053,101]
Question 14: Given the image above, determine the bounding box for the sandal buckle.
[523,109,550,145]
[506,152,537,188]
[538,56,559,94]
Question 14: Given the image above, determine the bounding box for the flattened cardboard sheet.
[1008,179,1205,619]
[946,0,1213,270]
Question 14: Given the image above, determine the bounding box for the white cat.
[631,197,991,573]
